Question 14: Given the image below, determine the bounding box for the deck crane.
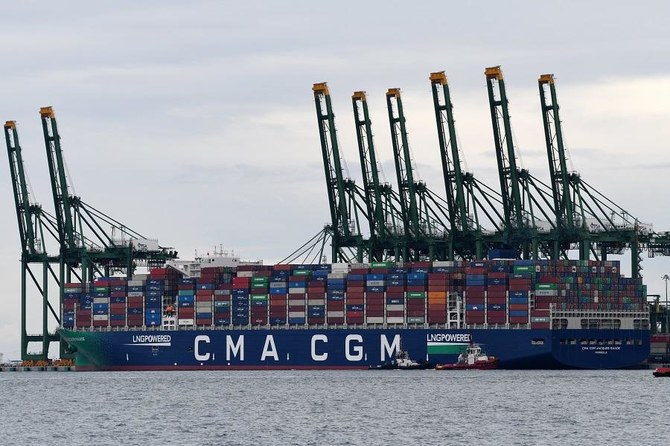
[352,91,404,260]
[313,83,368,262]
[430,71,509,260]
[385,88,451,260]
[485,66,557,258]
[5,121,62,361]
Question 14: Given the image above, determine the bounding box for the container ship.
[58,257,650,370]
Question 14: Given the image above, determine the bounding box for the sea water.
[1,370,668,445]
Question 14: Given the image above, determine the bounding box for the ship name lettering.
[226,335,245,361]
[311,334,328,361]
[426,333,471,343]
[381,334,401,361]
[261,335,279,361]
[133,335,172,343]
[345,334,364,361]
[194,335,210,361]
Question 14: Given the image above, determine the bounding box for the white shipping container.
[289,288,306,294]
[327,272,348,279]
[214,289,231,295]
[386,304,404,312]
[432,261,455,268]
[366,317,384,324]
[93,314,109,321]
[93,297,110,304]
[288,311,306,318]
[366,280,385,287]
[178,318,194,325]
[270,282,287,288]
[308,299,325,306]
[327,311,344,317]
[288,299,305,306]
[386,317,404,324]
[127,280,145,287]
[237,271,253,278]
[331,263,350,273]
[127,292,144,298]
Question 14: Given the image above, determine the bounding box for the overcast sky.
[1,1,669,360]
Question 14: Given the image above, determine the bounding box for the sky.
[0,1,669,360]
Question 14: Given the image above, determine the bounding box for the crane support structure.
[5,120,61,360]
[430,71,469,234]
[386,88,421,241]
[352,91,404,260]
[313,83,366,262]
[485,66,525,232]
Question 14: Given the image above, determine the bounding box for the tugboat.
[435,343,498,370]
[653,366,670,377]
[369,349,433,370]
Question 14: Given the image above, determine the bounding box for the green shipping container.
[406,292,426,298]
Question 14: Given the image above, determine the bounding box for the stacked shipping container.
[63,259,646,331]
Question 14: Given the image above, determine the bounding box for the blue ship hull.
[59,327,650,371]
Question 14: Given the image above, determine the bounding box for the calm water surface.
[1,369,668,445]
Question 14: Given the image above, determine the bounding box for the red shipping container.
[428,284,447,292]
[327,317,345,324]
[327,301,345,309]
[466,297,485,305]
[386,310,404,317]
[406,285,427,292]
[110,319,125,327]
[347,289,365,297]
[407,310,426,317]
[386,285,405,293]
[93,320,109,327]
[466,310,485,321]
[531,322,550,329]
[110,303,126,311]
[427,315,447,324]
[509,303,528,311]
[487,296,506,305]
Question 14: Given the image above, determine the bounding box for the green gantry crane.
[312,83,368,263]
[385,88,452,261]
[352,91,404,261]
[430,71,510,260]
[485,66,559,259]
[4,107,178,360]
[5,120,62,361]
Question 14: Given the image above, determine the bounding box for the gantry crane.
[385,88,453,260]
[352,91,404,260]
[485,66,558,258]
[40,107,177,279]
[5,121,62,360]
[537,74,655,277]
[430,71,511,260]
[312,83,368,262]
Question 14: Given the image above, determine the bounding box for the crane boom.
[485,66,525,231]
[386,88,421,240]
[430,71,468,233]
